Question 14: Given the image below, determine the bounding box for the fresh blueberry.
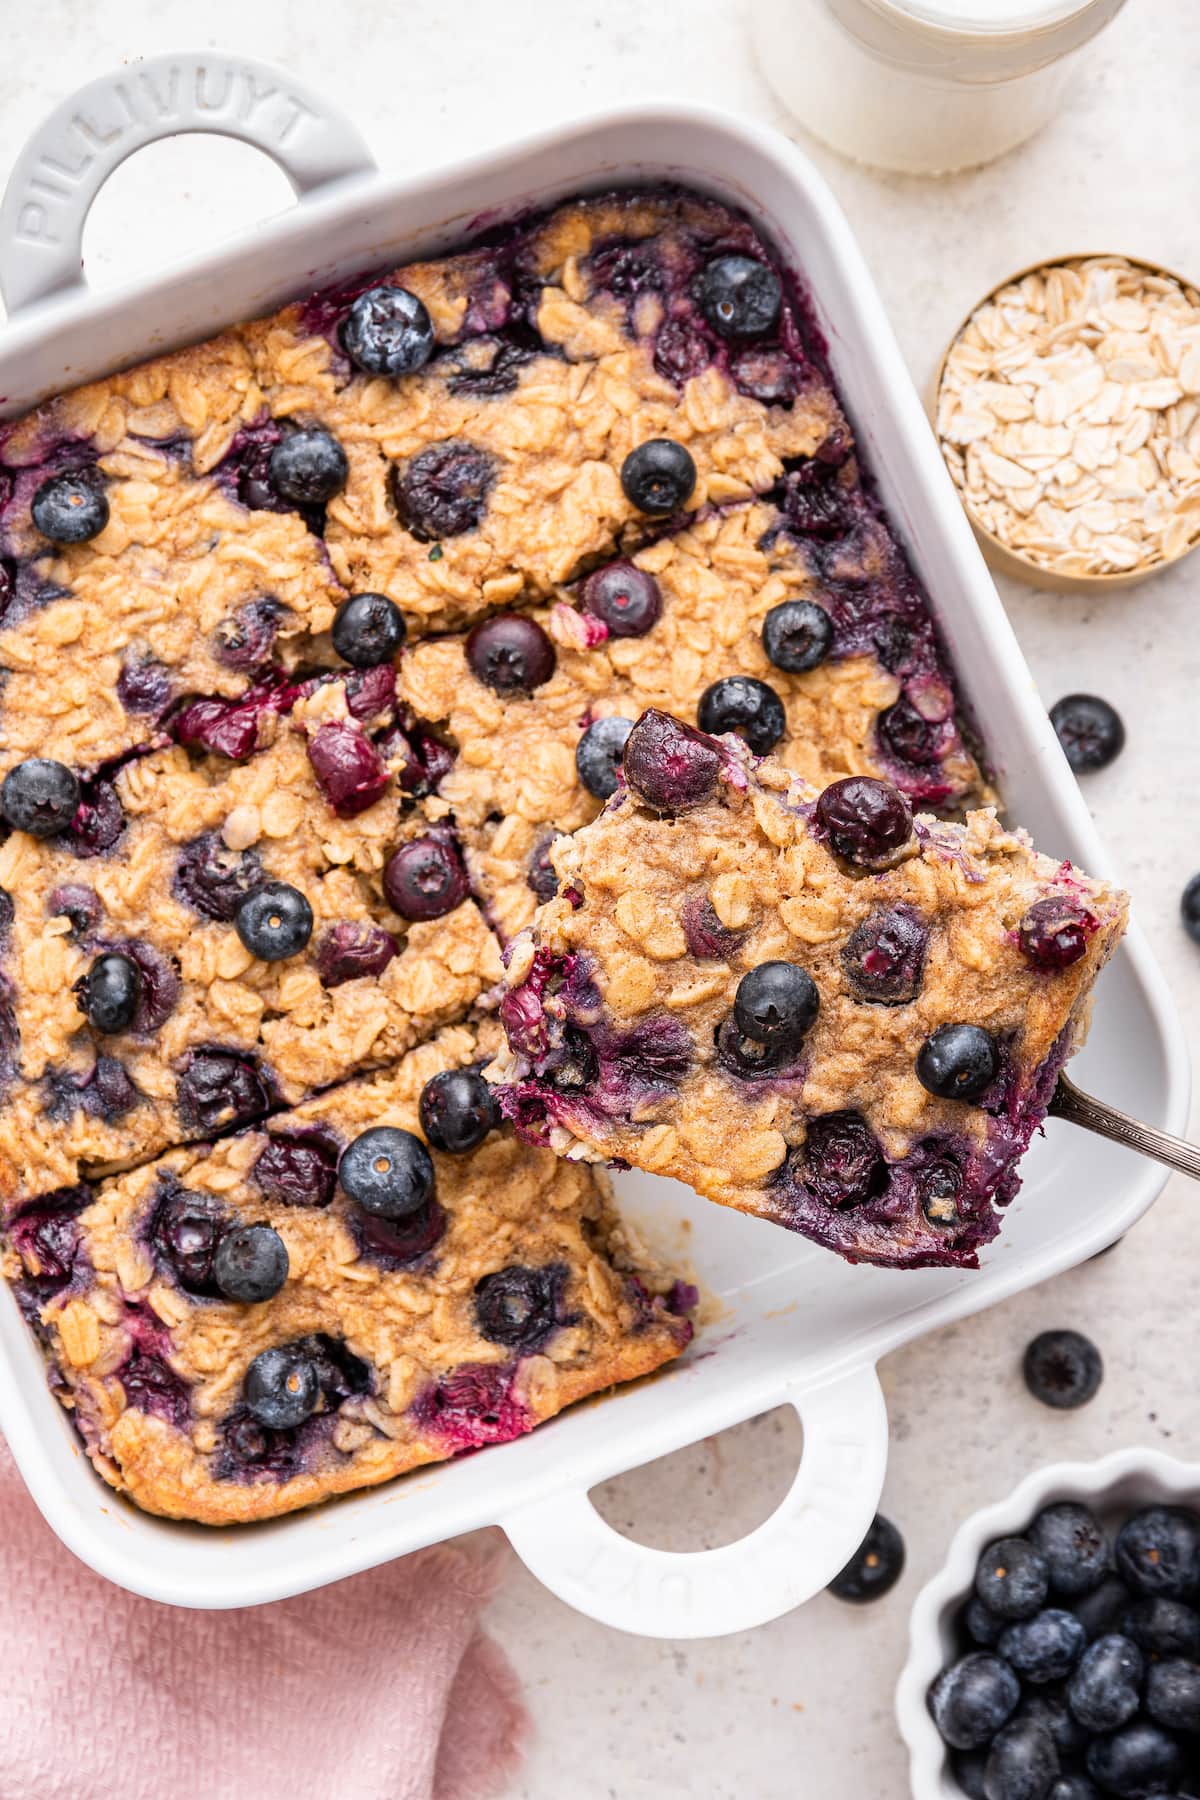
[579,562,662,637]
[1014,1688,1088,1758]
[76,952,140,1034]
[526,836,560,903]
[1045,1778,1099,1800]
[473,1264,561,1349]
[151,1184,226,1292]
[1066,1634,1144,1733]
[392,440,495,540]
[213,1224,289,1303]
[620,439,697,515]
[622,709,722,812]
[465,613,556,694]
[1145,1656,1200,1734]
[176,1051,269,1134]
[1050,695,1125,774]
[1024,1332,1104,1411]
[1030,1503,1112,1597]
[1,758,79,837]
[244,1344,320,1430]
[1182,874,1200,946]
[800,1112,886,1208]
[235,882,314,962]
[982,1719,1059,1800]
[1071,1577,1133,1643]
[954,1751,989,1800]
[841,905,928,1006]
[173,833,265,923]
[826,1514,905,1602]
[341,284,435,376]
[697,675,786,755]
[966,1598,1008,1648]
[331,592,406,668]
[1018,899,1096,971]
[339,1126,434,1219]
[762,599,834,673]
[929,1653,1021,1751]
[576,715,633,799]
[1086,1720,1183,1798]
[917,1024,1000,1102]
[696,255,783,339]
[314,921,399,988]
[382,834,469,921]
[999,1611,1086,1684]
[268,428,348,506]
[419,1068,499,1155]
[253,1134,338,1209]
[734,960,819,1048]
[306,720,391,818]
[31,472,109,544]
[814,775,913,869]
[1122,1597,1200,1660]
[1116,1508,1200,1601]
[976,1538,1050,1621]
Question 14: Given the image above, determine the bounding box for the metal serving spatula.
[1049,1074,1200,1182]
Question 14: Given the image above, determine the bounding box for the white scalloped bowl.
[897,1448,1200,1798]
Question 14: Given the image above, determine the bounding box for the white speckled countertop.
[3,2,1198,1793]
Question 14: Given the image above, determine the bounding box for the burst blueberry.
[622,709,722,813]
[252,1135,338,1209]
[929,1653,1021,1751]
[814,775,912,869]
[1024,1333,1104,1411]
[392,440,495,540]
[762,599,834,673]
[576,715,633,799]
[827,1514,905,1602]
[620,439,697,514]
[474,1264,560,1349]
[314,921,398,988]
[382,834,469,921]
[176,1050,269,1134]
[31,472,109,543]
[341,284,435,376]
[697,675,786,755]
[151,1185,226,1292]
[841,905,928,1006]
[268,428,348,506]
[696,254,783,339]
[419,1068,499,1155]
[1049,695,1125,774]
[1018,899,1096,971]
[801,1112,886,1208]
[332,592,407,667]
[917,1024,999,1102]
[465,613,556,694]
[76,952,141,1034]
[1,758,80,838]
[244,1344,320,1430]
[339,1126,434,1219]
[173,833,264,922]
[976,1537,1050,1621]
[213,1224,289,1303]
[579,562,662,637]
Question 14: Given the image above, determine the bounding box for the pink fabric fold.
[0,1434,528,1800]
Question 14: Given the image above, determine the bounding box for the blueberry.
[762,599,834,673]
[1024,1332,1104,1410]
[244,1344,320,1430]
[826,1513,905,1602]
[176,1051,269,1134]
[696,255,782,340]
[306,720,391,818]
[954,1751,990,1800]
[999,1611,1087,1684]
[253,1135,338,1209]
[929,1653,1021,1751]
[1116,1509,1200,1601]
[1145,1657,1200,1734]
[465,613,556,694]
[1015,1687,1088,1758]
[1182,874,1200,945]
[917,1024,1000,1102]
[213,1224,289,1303]
[526,836,560,903]
[331,592,406,668]
[119,1350,190,1428]
[341,284,435,377]
[1066,1634,1144,1733]
[314,921,399,988]
[620,439,697,514]
[576,715,633,799]
[717,1015,803,1079]
[1045,1779,1099,1800]
[1,758,79,837]
[622,709,722,812]
[879,695,951,767]
[1072,1578,1134,1643]
[173,833,264,923]
[1050,695,1125,774]
[814,775,913,869]
[474,1264,561,1349]
[382,834,469,921]
[151,1184,227,1292]
[339,1126,434,1218]
[919,1158,965,1229]
[966,1598,1008,1648]
[350,1197,446,1269]
[117,655,173,714]
[682,895,746,962]
[1030,1504,1112,1597]
[697,675,786,755]
[63,777,124,858]
[76,952,140,1034]
[982,1719,1059,1800]
[800,1112,886,1208]
[734,960,819,1048]
[1123,1598,1200,1660]
[1019,899,1096,972]
[653,319,712,386]
[392,440,495,541]
[31,472,109,544]
[212,597,283,674]
[268,428,348,506]
[579,562,662,637]
[235,882,314,962]
[976,1538,1051,1621]
[419,1068,499,1155]
[841,905,928,1006]
[1086,1721,1183,1798]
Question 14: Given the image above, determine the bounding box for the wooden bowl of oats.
[933,254,1200,592]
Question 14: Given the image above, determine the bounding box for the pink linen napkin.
[0,1434,528,1800]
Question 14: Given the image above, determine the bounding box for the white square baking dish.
[0,51,1186,1637]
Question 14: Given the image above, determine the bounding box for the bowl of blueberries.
[898,1450,1200,1798]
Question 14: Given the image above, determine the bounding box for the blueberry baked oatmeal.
[493,712,1128,1269]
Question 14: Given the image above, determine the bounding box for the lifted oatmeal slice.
[492,711,1127,1270]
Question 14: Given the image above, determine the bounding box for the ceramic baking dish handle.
[501,1362,888,1638]
[0,51,376,315]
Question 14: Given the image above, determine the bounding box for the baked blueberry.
[1029,1503,1112,1597]
[212,597,283,674]
[621,709,722,813]
[151,1185,226,1293]
[620,439,697,514]
[213,1224,289,1303]
[474,1264,561,1349]
[878,695,951,767]
[31,472,109,544]
[341,284,435,376]
[576,715,633,799]
[176,1050,269,1134]
[339,1126,434,1219]
[235,882,314,962]
[1115,1507,1200,1600]
[814,776,913,869]
[382,834,469,921]
[841,905,928,1006]
[268,428,348,505]
[1122,1597,1200,1659]
[331,592,406,667]
[916,1023,999,1102]
[244,1344,320,1430]
[306,720,391,818]
[1049,695,1125,774]
[827,1514,905,1602]
[392,440,495,540]
[1066,1634,1143,1733]
[697,675,786,755]
[252,1135,337,1209]
[762,599,834,673]
[1086,1721,1182,1798]
[998,1611,1086,1684]
[117,655,173,714]
[1,758,80,837]
[526,836,560,903]
[1023,1332,1104,1411]
[173,833,264,923]
[976,1537,1050,1621]
[76,952,141,1034]
[314,921,399,988]
[696,255,782,339]
[800,1112,885,1208]
[929,1652,1021,1750]
[579,562,662,637]
[419,1067,499,1155]
[734,960,819,1048]
[465,613,556,694]
[64,777,124,858]
[1018,899,1096,971]
[982,1719,1058,1800]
